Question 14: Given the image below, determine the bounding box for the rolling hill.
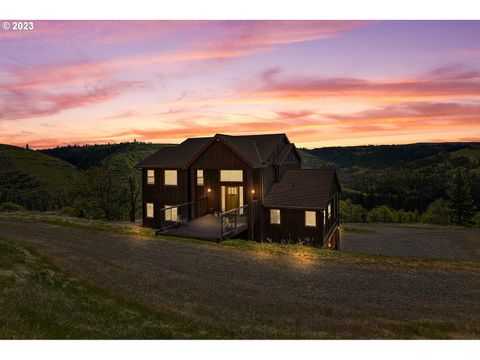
[0,144,79,210]
[303,142,480,212]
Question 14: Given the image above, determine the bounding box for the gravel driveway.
[341,223,480,261]
[1,217,479,339]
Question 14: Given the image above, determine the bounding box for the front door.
[225,186,239,211]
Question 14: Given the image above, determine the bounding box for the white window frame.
[164,170,177,186]
[305,211,316,227]
[197,169,204,186]
[147,169,155,185]
[328,203,332,219]
[146,203,154,218]
[270,209,281,225]
[220,170,243,182]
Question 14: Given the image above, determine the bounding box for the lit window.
[146,203,154,218]
[305,211,316,227]
[164,205,178,222]
[220,170,243,182]
[328,203,332,219]
[147,170,155,185]
[197,169,204,186]
[270,209,281,224]
[164,170,177,186]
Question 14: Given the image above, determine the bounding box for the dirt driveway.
[341,223,480,261]
[1,217,479,338]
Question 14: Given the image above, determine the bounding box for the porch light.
[251,189,255,194]
[207,188,212,193]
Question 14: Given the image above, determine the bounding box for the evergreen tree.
[447,169,475,225]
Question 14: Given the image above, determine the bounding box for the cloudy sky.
[1,20,480,149]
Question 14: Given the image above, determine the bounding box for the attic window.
[305,211,316,227]
[220,170,243,182]
[147,170,155,185]
[270,209,281,224]
[164,170,177,186]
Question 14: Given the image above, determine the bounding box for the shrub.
[473,211,480,228]
[340,200,368,222]
[367,205,397,223]
[0,202,25,212]
[421,198,452,225]
[59,207,75,216]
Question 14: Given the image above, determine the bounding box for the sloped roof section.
[138,137,210,168]
[273,143,296,166]
[263,169,339,209]
[139,133,287,169]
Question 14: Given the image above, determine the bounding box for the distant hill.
[0,144,79,210]
[303,142,480,212]
[40,142,172,170]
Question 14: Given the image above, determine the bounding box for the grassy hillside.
[0,145,79,210]
[40,142,172,170]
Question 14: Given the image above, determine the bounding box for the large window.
[220,170,243,182]
[270,209,281,224]
[305,211,316,227]
[197,169,204,186]
[164,170,177,186]
[147,169,155,185]
[146,203,154,218]
[164,205,178,222]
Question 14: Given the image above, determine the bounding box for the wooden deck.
[157,214,247,241]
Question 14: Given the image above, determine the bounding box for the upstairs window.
[147,170,155,185]
[146,203,154,218]
[164,170,177,186]
[220,170,243,182]
[270,209,281,224]
[197,169,204,186]
[305,211,316,227]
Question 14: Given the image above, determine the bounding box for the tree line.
[341,169,480,227]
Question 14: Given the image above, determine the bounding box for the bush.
[59,207,75,216]
[421,198,452,225]
[473,211,480,228]
[0,202,25,212]
[340,200,368,222]
[367,205,397,223]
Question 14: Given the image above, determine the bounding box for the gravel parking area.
[341,223,480,261]
[1,217,479,338]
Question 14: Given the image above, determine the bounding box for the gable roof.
[139,133,287,169]
[138,137,210,168]
[263,169,340,210]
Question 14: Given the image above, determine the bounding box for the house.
[138,133,341,248]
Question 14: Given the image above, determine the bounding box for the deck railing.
[159,196,208,232]
[219,199,259,240]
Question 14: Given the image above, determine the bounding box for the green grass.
[0,238,222,339]
[0,144,78,191]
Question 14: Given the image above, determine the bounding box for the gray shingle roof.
[139,133,286,168]
[263,169,338,209]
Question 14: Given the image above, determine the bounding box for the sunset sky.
[1,20,480,149]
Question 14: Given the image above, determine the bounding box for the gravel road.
[1,217,479,338]
[341,223,480,261]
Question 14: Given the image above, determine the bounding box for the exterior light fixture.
[207,188,212,193]
[251,189,255,194]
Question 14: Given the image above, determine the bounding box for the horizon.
[2,20,480,149]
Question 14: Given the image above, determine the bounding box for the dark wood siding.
[263,207,324,247]
[142,168,188,228]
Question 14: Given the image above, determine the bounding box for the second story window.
[220,170,243,182]
[197,169,204,186]
[164,170,177,186]
[147,169,155,185]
